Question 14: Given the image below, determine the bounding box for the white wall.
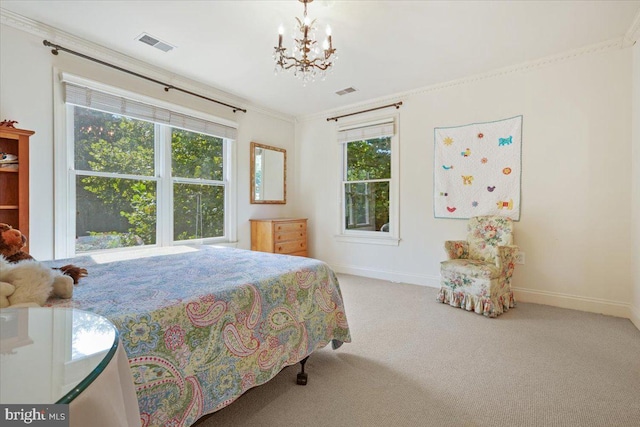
[2,15,636,322]
[632,40,640,329]
[0,24,295,259]
[295,46,633,318]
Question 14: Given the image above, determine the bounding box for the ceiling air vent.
[136,33,175,52]
[335,87,357,96]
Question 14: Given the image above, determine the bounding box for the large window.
[339,118,399,244]
[57,76,236,256]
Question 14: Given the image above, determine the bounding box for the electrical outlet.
[515,251,525,265]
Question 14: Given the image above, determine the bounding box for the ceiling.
[1,1,639,118]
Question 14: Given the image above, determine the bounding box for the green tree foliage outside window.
[172,129,225,240]
[344,137,391,231]
[73,107,226,251]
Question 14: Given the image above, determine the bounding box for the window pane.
[173,183,225,240]
[74,107,154,175]
[344,181,390,232]
[75,176,157,251]
[172,129,223,181]
[346,137,391,181]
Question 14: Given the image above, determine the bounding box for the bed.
[45,245,351,427]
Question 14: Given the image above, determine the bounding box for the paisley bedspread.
[45,245,351,427]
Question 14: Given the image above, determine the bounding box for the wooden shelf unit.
[0,126,32,250]
[250,218,308,257]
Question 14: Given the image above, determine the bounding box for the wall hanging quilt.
[434,115,522,220]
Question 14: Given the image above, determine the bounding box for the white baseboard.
[512,287,632,319]
[328,263,635,321]
[329,263,440,289]
[631,304,640,331]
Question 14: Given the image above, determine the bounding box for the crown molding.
[0,8,295,124]
[298,36,627,123]
[624,7,640,46]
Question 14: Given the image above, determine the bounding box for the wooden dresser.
[250,218,307,257]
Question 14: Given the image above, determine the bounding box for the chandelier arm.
[279,54,332,70]
[281,53,323,63]
[280,62,300,71]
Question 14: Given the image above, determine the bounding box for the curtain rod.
[326,101,403,122]
[43,40,247,114]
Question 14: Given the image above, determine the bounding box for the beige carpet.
[195,274,640,427]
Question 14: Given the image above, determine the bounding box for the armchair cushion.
[467,216,513,265]
[441,259,500,279]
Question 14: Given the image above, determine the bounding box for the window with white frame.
[58,78,236,256]
[338,118,399,243]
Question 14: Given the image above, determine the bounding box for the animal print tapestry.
[434,115,522,220]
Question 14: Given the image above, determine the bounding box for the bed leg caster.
[296,372,308,385]
[296,356,309,385]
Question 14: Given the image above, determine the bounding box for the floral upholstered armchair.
[437,216,518,317]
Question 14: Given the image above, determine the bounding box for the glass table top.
[0,307,118,404]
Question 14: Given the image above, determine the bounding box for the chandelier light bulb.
[322,39,329,50]
[326,25,332,36]
[278,25,284,48]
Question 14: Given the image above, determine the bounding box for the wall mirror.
[250,142,286,204]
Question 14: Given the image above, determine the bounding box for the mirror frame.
[250,141,287,204]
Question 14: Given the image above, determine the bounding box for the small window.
[344,138,391,231]
[338,118,399,244]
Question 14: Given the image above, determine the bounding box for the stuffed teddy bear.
[0,223,87,308]
[0,223,87,283]
[0,257,74,307]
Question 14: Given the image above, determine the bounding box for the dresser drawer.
[275,230,306,243]
[275,240,307,254]
[289,251,308,257]
[274,221,306,233]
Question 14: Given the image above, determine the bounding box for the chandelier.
[274,0,336,83]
